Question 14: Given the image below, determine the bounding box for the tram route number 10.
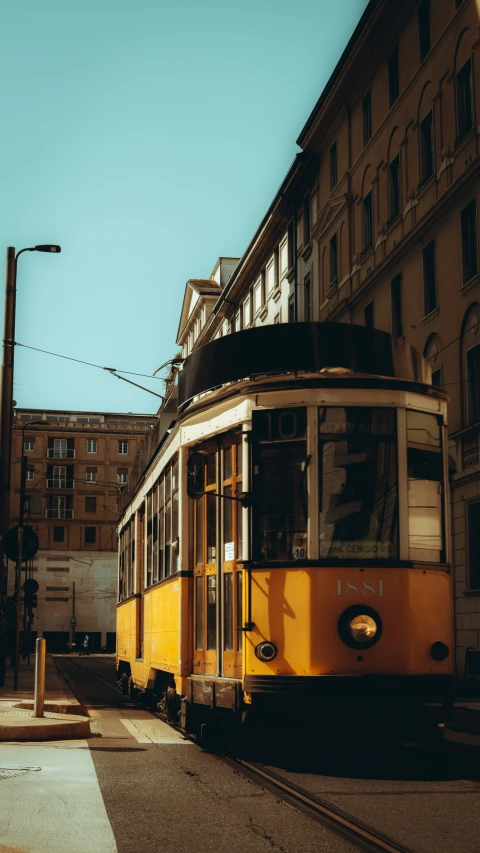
[337,579,384,597]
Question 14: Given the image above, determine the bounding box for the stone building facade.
[175,0,480,676]
[10,408,156,652]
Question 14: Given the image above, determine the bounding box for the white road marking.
[120,717,192,744]
[0,741,117,853]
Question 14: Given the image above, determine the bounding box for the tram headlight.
[349,614,378,643]
[255,641,277,662]
[338,605,382,650]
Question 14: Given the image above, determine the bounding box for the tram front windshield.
[318,407,398,559]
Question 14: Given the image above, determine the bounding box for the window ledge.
[416,174,435,197]
[272,287,282,303]
[286,266,296,284]
[422,307,439,325]
[460,272,480,294]
[454,127,475,152]
[302,242,313,262]
[259,306,268,322]
[385,212,401,231]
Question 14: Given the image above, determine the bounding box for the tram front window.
[407,410,444,562]
[318,407,398,559]
[253,408,307,561]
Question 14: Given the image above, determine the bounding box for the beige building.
[174,0,480,677]
[10,408,156,652]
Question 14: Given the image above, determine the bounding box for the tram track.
[221,756,416,853]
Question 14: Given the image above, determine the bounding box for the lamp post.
[0,245,60,686]
[16,420,43,673]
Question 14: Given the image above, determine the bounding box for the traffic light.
[24,594,37,609]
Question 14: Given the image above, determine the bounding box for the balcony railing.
[45,508,74,519]
[452,422,480,476]
[46,479,74,489]
[47,448,75,459]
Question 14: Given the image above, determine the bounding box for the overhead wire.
[15,341,168,380]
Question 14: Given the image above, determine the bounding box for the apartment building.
[173,0,480,675]
[10,408,156,652]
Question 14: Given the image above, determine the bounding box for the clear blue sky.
[0,0,368,415]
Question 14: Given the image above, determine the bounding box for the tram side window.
[318,407,398,559]
[118,535,125,601]
[171,458,179,573]
[158,475,165,578]
[407,411,444,562]
[164,467,172,576]
[207,575,216,649]
[146,492,153,588]
[253,408,307,561]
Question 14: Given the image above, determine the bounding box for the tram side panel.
[116,597,138,670]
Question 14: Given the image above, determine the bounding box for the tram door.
[192,433,243,678]
[221,436,243,678]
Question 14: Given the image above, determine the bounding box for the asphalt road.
[55,656,355,853]
[55,656,480,853]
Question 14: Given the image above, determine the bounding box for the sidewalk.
[0,655,90,740]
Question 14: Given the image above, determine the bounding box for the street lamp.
[14,420,44,677]
[0,245,61,687]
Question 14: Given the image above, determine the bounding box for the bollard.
[33,638,46,718]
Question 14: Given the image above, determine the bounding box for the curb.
[0,711,91,742]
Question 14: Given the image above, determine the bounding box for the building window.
[330,141,337,190]
[330,234,338,287]
[423,239,437,316]
[456,58,473,143]
[362,90,372,147]
[86,467,97,483]
[431,367,443,386]
[419,110,434,184]
[468,502,480,589]
[388,154,401,221]
[467,344,480,425]
[418,0,431,62]
[391,274,403,337]
[85,497,96,513]
[364,300,374,328]
[388,45,399,107]
[118,441,128,454]
[117,468,128,485]
[53,527,64,542]
[85,527,96,544]
[461,199,478,284]
[303,196,311,245]
[288,294,295,323]
[287,221,295,269]
[304,274,311,321]
[362,191,373,251]
[26,467,34,481]
[87,439,97,454]
[24,438,35,451]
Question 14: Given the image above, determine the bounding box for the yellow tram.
[116,322,453,741]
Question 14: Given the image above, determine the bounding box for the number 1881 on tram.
[116,323,453,743]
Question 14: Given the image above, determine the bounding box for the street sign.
[71,618,76,626]
[23,578,39,594]
[3,526,39,562]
